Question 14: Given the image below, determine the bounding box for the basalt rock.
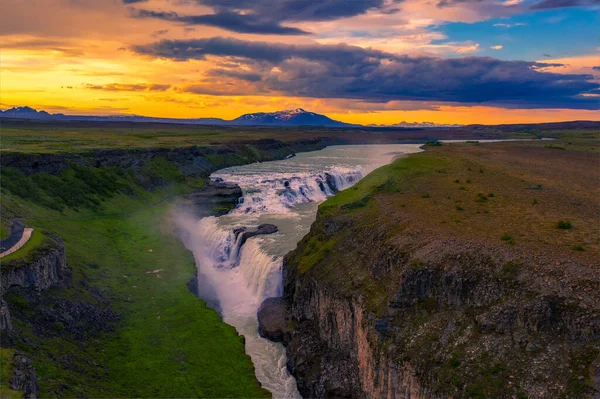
[1,298,12,330]
[0,236,71,297]
[9,353,39,399]
[279,212,600,398]
[179,180,243,218]
[1,138,331,177]
[257,297,292,343]
[233,224,279,247]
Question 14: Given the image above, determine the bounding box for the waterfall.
[175,144,424,398]
[213,167,364,214]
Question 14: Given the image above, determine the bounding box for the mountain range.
[0,106,466,128]
[0,106,359,127]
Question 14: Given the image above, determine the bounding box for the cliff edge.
[277,140,600,398]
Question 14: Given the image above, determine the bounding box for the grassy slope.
[0,349,22,399]
[1,164,269,397]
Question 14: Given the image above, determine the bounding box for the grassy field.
[285,134,600,398]
[5,119,596,154]
[293,135,600,314]
[0,157,270,397]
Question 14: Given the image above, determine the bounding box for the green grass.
[0,348,23,399]
[0,220,9,240]
[0,229,48,263]
[0,157,270,397]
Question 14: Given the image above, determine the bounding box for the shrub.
[556,220,572,230]
[422,193,430,199]
[501,234,515,245]
[424,140,443,146]
[487,192,495,197]
[572,245,585,252]
[455,205,464,211]
[475,193,488,203]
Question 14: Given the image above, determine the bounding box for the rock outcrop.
[0,236,71,297]
[257,297,292,343]
[0,235,71,332]
[233,224,279,247]
[9,353,39,399]
[1,298,12,330]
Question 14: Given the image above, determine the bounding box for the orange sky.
[1,0,599,125]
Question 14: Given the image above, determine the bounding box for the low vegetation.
[0,158,269,397]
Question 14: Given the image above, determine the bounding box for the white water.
[176,144,423,398]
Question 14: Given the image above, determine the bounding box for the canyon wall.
[277,209,600,398]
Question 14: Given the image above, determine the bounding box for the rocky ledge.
[234,224,279,247]
[0,235,71,298]
[9,353,39,399]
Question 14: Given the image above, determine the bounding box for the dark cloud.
[131,9,309,35]
[437,0,487,8]
[593,66,600,71]
[530,0,600,9]
[128,0,387,35]
[122,0,147,3]
[205,69,263,82]
[196,0,386,22]
[132,37,600,109]
[85,83,171,92]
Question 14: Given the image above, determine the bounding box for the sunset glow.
[2,0,599,124]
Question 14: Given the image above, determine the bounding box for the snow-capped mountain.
[233,108,354,127]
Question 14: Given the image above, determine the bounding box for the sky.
[1,0,599,125]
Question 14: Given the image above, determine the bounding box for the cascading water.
[176,144,424,398]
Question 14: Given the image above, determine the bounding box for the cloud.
[133,37,600,109]
[195,0,386,22]
[593,66,600,71]
[491,45,503,50]
[456,43,480,53]
[128,0,389,36]
[152,29,169,37]
[530,0,600,10]
[130,9,309,35]
[493,22,526,27]
[122,0,147,3]
[85,83,171,92]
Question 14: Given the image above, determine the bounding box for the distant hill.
[233,108,355,127]
[0,106,228,125]
[0,106,355,127]
[369,121,463,128]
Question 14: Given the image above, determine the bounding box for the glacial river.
[176,144,423,398]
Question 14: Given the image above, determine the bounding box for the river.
[176,144,423,398]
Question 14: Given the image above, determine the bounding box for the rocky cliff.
[269,143,600,398]
[0,138,331,177]
[9,352,39,399]
[0,236,71,297]
[279,219,599,398]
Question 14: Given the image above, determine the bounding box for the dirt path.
[0,228,33,258]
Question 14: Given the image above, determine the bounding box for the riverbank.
[279,137,600,398]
